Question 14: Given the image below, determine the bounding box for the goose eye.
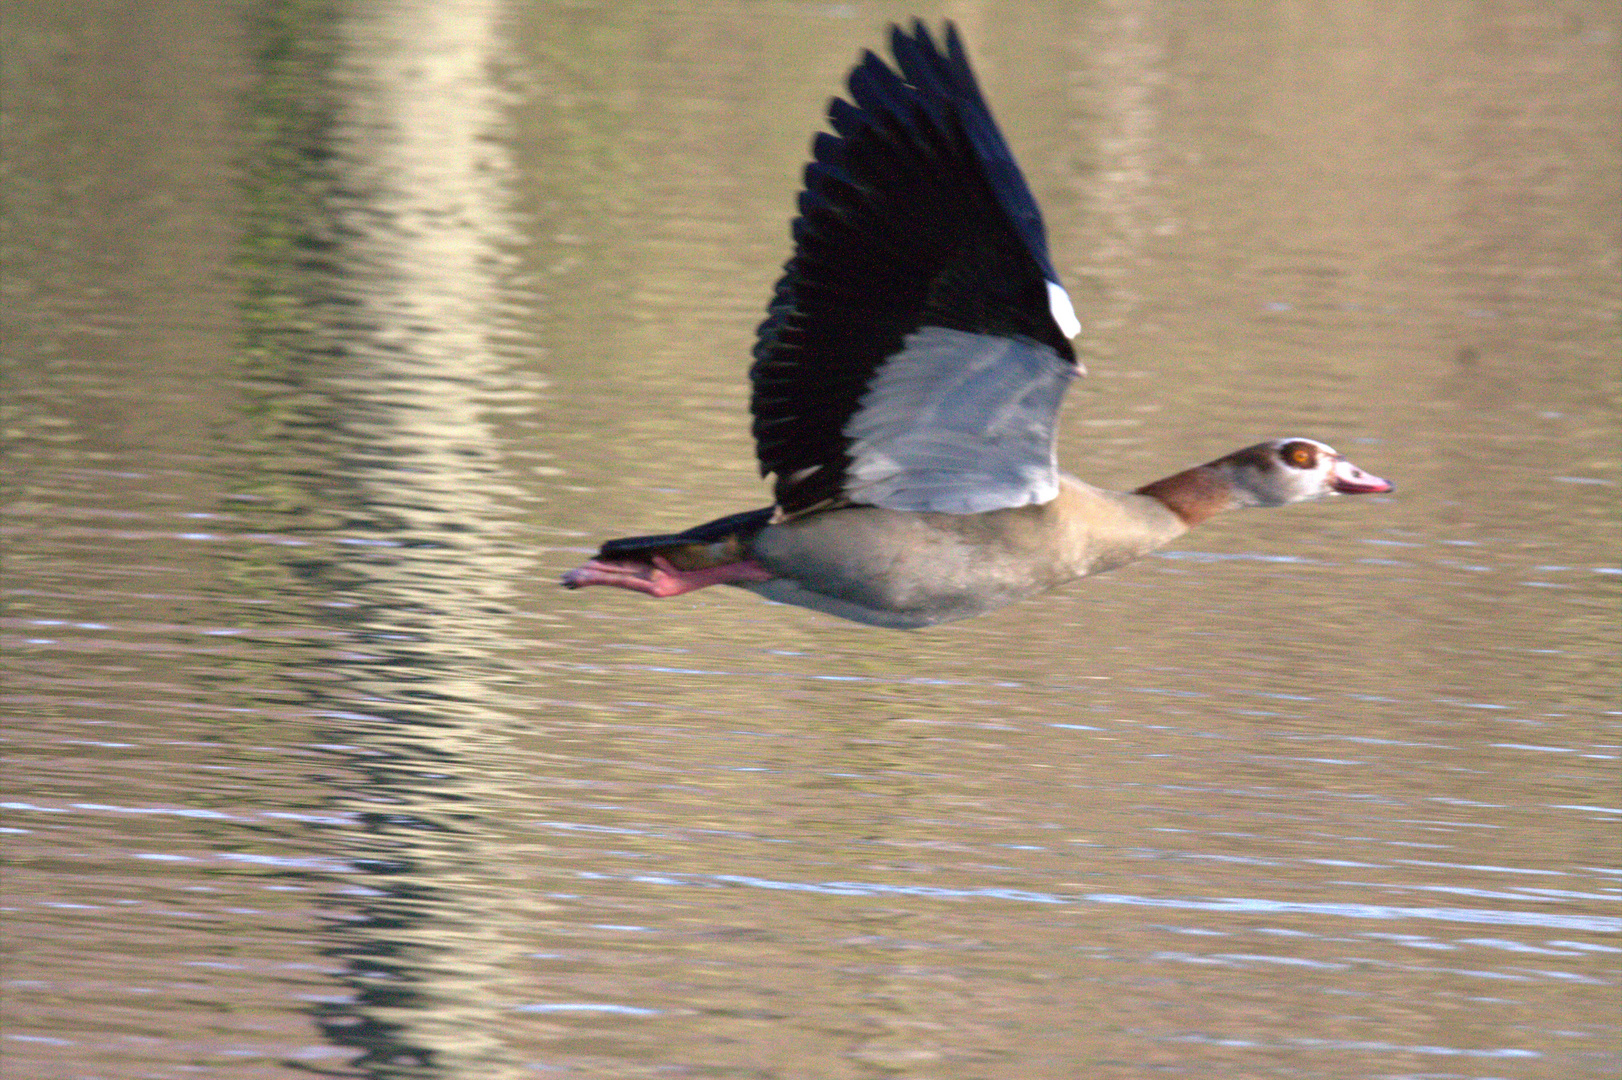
[1283,442,1317,469]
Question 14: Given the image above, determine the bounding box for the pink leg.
[561,555,774,598]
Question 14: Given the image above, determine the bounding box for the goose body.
[562,22,1392,629]
[740,477,1184,628]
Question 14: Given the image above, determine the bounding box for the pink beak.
[1331,456,1394,495]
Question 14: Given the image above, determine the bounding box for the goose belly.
[742,506,1068,628]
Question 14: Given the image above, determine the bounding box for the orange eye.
[1286,443,1316,468]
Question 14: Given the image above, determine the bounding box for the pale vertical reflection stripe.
[328,0,530,646]
[1076,0,1164,330]
[329,0,528,643]
[327,1,532,1074]
[336,0,521,370]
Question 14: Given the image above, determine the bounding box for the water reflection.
[235,0,534,1074]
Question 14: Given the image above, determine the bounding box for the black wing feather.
[750,21,1076,515]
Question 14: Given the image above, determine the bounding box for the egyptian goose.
[562,22,1392,629]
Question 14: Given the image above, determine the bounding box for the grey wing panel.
[841,326,1079,514]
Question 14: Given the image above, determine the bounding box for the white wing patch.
[1046,280,1081,339]
[842,326,1078,514]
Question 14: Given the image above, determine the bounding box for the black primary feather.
[750,21,1077,515]
[598,506,775,559]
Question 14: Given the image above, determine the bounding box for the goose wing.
[750,21,1082,516]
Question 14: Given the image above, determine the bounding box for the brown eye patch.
[1281,441,1319,469]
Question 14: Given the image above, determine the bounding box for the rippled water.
[4,1,1618,1078]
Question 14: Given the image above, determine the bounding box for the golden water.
[3,1,1617,1077]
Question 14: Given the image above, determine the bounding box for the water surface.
[3,1,1617,1077]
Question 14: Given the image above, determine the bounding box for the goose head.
[1221,438,1394,507]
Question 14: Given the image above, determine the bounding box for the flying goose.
[562,21,1392,629]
